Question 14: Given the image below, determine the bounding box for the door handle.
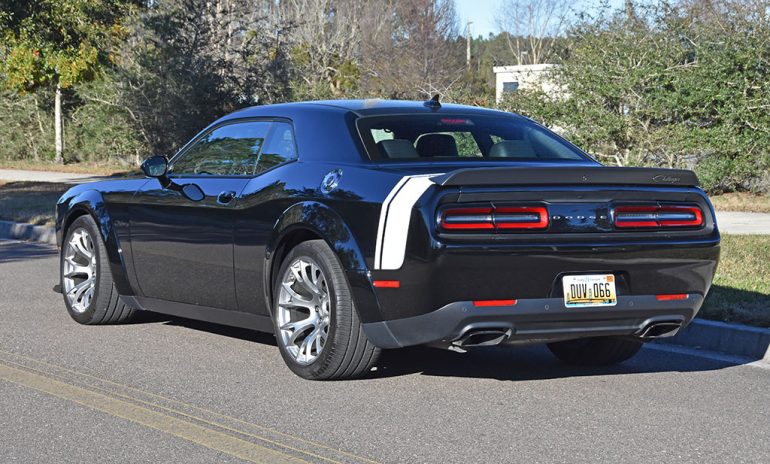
[217,190,237,205]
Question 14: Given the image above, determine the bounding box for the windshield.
[356,114,590,162]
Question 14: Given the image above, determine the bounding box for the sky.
[454,0,627,37]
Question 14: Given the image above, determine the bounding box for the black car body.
[56,99,720,379]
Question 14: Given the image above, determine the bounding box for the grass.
[0,159,137,176]
[700,234,770,328]
[0,181,70,226]
[710,192,770,213]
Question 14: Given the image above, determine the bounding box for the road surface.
[1,238,769,463]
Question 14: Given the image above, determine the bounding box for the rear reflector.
[655,294,689,301]
[440,205,548,231]
[614,205,703,229]
[373,280,400,288]
[472,299,517,307]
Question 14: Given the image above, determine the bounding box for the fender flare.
[264,201,382,323]
[57,189,134,295]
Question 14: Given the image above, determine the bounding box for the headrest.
[416,134,458,157]
[488,140,536,158]
[377,139,419,159]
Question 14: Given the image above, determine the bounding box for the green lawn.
[710,192,770,213]
[700,234,770,328]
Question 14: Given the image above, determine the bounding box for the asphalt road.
[1,239,769,463]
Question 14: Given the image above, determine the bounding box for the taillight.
[440,205,548,231]
[614,205,703,229]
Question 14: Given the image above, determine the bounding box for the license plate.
[562,274,617,308]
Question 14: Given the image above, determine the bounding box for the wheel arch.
[264,201,382,323]
[57,190,134,295]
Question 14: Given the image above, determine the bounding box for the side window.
[256,122,297,173]
[171,121,271,176]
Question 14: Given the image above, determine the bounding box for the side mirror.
[141,155,168,178]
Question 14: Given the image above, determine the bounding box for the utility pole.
[466,21,473,70]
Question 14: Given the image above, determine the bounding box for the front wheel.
[547,337,643,366]
[60,215,135,325]
[272,240,380,380]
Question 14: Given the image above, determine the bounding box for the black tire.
[547,336,643,366]
[272,240,380,380]
[60,215,136,325]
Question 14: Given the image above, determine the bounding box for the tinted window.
[171,122,271,176]
[357,115,588,162]
[256,122,297,173]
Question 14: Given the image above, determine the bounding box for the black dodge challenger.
[56,99,720,380]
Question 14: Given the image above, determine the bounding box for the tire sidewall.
[60,215,103,324]
[272,241,347,379]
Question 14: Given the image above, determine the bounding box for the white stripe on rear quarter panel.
[376,174,441,270]
[374,176,410,269]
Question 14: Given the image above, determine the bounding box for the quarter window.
[256,122,297,173]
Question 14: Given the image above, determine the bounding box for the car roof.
[219,99,518,121]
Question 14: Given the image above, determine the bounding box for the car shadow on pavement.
[0,240,57,263]
[128,311,278,346]
[372,344,738,382]
[122,311,740,381]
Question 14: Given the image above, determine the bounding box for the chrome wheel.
[276,258,331,365]
[62,228,96,314]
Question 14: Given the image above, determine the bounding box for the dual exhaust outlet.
[452,319,684,348]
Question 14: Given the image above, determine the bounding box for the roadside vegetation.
[709,193,770,214]
[0,0,768,197]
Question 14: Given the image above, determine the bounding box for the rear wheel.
[547,336,643,366]
[273,240,380,380]
[60,215,136,325]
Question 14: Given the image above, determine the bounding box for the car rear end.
[364,167,719,349]
[353,107,720,350]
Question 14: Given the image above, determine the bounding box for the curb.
[655,318,770,363]
[0,220,57,246]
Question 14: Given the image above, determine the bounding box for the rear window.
[356,114,588,162]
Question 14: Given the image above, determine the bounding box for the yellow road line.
[0,362,307,464]
[0,356,342,464]
[0,350,380,464]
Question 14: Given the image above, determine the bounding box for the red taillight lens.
[655,294,689,301]
[440,205,548,231]
[373,280,400,288]
[472,299,517,307]
[614,205,703,229]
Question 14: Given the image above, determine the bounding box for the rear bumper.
[362,293,703,349]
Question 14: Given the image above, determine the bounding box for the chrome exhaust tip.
[453,328,512,347]
[637,320,683,339]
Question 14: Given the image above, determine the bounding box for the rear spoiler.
[432,166,700,188]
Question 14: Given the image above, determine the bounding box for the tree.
[0,0,137,162]
[281,0,365,99]
[360,0,463,98]
[495,0,572,65]
[112,0,294,154]
[500,0,770,193]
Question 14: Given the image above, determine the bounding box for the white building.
[493,64,559,103]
